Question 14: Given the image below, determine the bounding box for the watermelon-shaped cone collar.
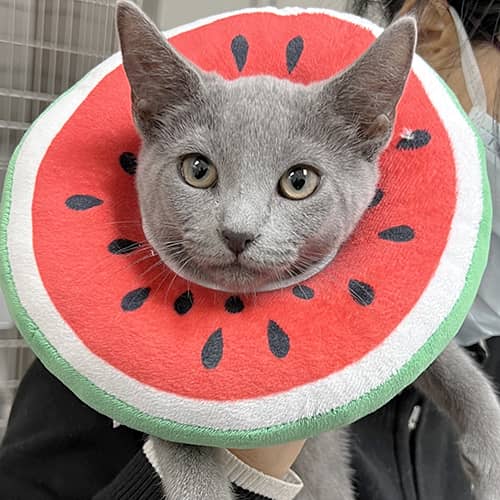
[0,8,492,448]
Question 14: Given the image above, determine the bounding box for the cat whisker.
[136,259,167,281]
[95,240,153,264]
[94,252,159,282]
[148,268,173,304]
[164,254,195,301]
[93,244,154,274]
[73,251,159,296]
[270,267,287,299]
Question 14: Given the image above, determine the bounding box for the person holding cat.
[0,0,499,499]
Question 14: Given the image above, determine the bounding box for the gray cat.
[116,2,500,499]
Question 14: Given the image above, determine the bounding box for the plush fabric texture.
[0,8,491,448]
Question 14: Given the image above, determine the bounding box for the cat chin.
[170,261,274,294]
[155,248,338,294]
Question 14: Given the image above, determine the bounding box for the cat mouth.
[177,256,326,293]
[151,239,330,293]
[164,253,287,292]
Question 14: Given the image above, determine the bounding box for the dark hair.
[353,0,499,47]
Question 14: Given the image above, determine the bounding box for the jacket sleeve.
[0,359,147,499]
[0,359,301,500]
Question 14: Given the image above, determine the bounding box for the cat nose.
[221,229,256,255]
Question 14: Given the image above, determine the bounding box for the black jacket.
[1,338,496,499]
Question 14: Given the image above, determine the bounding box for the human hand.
[228,439,306,479]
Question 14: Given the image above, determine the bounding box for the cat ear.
[116,1,202,135]
[323,17,417,159]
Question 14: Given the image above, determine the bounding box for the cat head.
[116,2,416,293]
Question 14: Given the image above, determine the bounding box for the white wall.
[155,0,352,30]
[156,0,254,30]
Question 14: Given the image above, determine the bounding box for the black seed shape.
[225,296,244,313]
[286,36,304,73]
[174,291,193,315]
[119,152,137,175]
[396,129,431,150]
[292,285,314,300]
[108,239,140,255]
[121,287,150,311]
[369,188,384,208]
[202,328,223,369]
[65,194,103,211]
[267,320,290,358]
[231,35,249,72]
[348,280,374,306]
[378,225,415,242]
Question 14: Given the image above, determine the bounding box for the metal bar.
[48,0,60,95]
[21,0,33,124]
[75,0,117,6]
[0,87,57,102]
[0,119,30,130]
[0,339,29,349]
[32,0,46,117]
[101,0,110,58]
[76,0,89,79]
[0,38,109,58]
[6,0,16,128]
[62,0,75,91]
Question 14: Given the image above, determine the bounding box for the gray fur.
[415,341,500,500]
[116,3,500,499]
[145,438,234,500]
[293,429,355,500]
[117,0,414,294]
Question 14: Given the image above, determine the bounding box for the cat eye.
[181,154,218,188]
[278,166,320,200]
